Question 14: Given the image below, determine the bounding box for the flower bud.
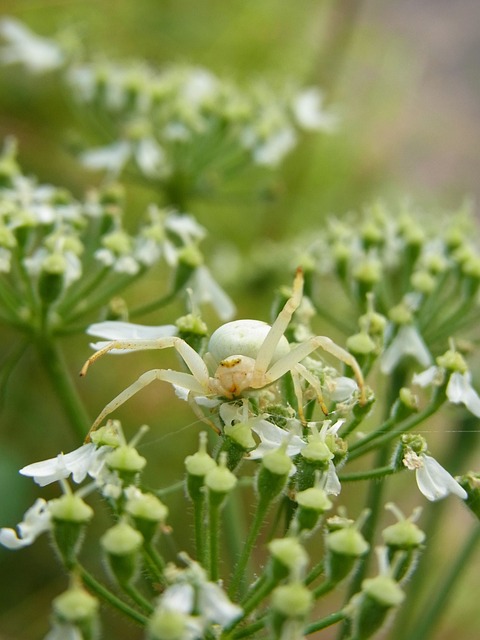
[268,537,309,581]
[101,522,143,584]
[52,585,99,640]
[38,254,67,304]
[147,608,190,640]
[49,494,94,567]
[348,575,405,640]
[185,432,216,502]
[294,486,333,532]
[325,526,369,583]
[270,582,313,637]
[106,445,147,483]
[457,471,480,520]
[205,453,237,507]
[257,444,292,502]
[125,492,169,542]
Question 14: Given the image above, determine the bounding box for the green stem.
[231,619,265,639]
[142,543,165,585]
[194,491,207,569]
[304,611,347,635]
[77,565,148,626]
[241,575,276,616]
[228,496,271,599]
[208,496,221,582]
[347,393,444,461]
[339,466,396,482]
[120,582,154,614]
[130,288,179,318]
[313,579,335,599]
[405,524,480,640]
[305,560,324,586]
[36,336,90,439]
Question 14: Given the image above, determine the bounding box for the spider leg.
[265,336,366,405]
[294,362,329,416]
[186,392,221,435]
[85,369,206,441]
[254,268,304,375]
[80,336,210,387]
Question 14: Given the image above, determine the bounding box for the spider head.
[213,355,257,398]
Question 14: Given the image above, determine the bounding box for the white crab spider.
[80,269,365,439]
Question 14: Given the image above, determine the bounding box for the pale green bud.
[224,422,256,450]
[49,494,94,524]
[362,575,405,607]
[106,445,147,473]
[271,582,313,617]
[205,454,237,495]
[346,332,377,355]
[436,349,468,374]
[53,586,99,624]
[268,538,309,575]
[101,522,143,556]
[147,608,189,640]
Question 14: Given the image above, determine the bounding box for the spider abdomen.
[208,319,290,365]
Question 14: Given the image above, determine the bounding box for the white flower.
[19,443,112,487]
[413,365,480,418]
[86,320,178,351]
[403,450,467,502]
[381,325,432,374]
[80,141,131,176]
[292,87,337,131]
[44,623,84,640]
[252,127,297,167]
[446,371,480,417]
[188,265,236,321]
[248,419,306,460]
[0,18,64,73]
[158,559,242,633]
[0,498,51,549]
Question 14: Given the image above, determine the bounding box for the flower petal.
[416,455,467,502]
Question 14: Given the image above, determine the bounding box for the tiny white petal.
[416,454,467,502]
[248,420,305,460]
[293,88,337,131]
[189,266,236,321]
[162,584,195,614]
[381,325,432,375]
[412,366,440,388]
[80,141,131,175]
[0,499,51,549]
[200,582,243,626]
[446,371,480,417]
[87,321,177,342]
[323,460,341,496]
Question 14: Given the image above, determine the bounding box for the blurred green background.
[0,1,479,639]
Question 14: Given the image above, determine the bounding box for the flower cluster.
[0,18,336,206]
[0,140,234,339]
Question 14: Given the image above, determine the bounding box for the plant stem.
[77,565,148,626]
[36,336,90,439]
[304,610,347,635]
[339,465,396,482]
[208,496,221,582]
[120,582,154,614]
[228,496,270,599]
[405,524,480,640]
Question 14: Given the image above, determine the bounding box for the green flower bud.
[390,387,419,422]
[147,608,189,640]
[295,486,333,532]
[101,522,144,584]
[411,270,436,294]
[224,422,256,451]
[268,538,309,579]
[91,421,123,448]
[106,445,147,483]
[457,471,480,520]
[348,576,405,640]
[271,582,313,617]
[205,454,237,497]
[126,492,169,542]
[102,230,132,255]
[49,494,94,567]
[388,303,412,326]
[346,332,377,355]
[38,254,67,304]
[185,432,216,502]
[257,444,292,502]
[53,585,99,638]
[436,349,468,374]
[326,526,369,583]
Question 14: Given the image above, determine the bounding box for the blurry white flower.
[80,141,131,176]
[0,18,64,73]
[252,128,297,167]
[188,265,236,321]
[445,370,480,417]
[381,325,431,374]
[292,87,337,131]
[402,450,467,502]
[0,498,51,549]
[247,418,306,460]
[413,365,480,418]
